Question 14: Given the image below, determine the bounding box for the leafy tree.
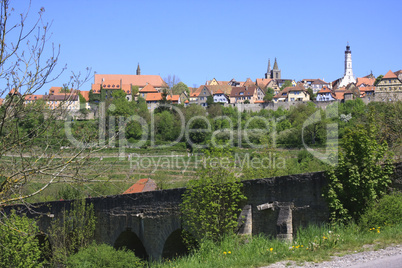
[307,87,315,100]
[108,90,135,117]
[280,80,293,91]
[264,87,275,102]
[180,147,246,246]
[244,99,250,104]
[206,95,214,106]
[172,81,189,95]
[0,210,43,268]
[374,75,383,86]
[131,85,139,96]
[325,117,394,223]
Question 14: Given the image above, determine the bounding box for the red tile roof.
[140,83,158,93]
[359,86,375,92]
[205,85,232,95]
[145,93,162,101]
[311,79,329,85]
[230,86,255,97]
[49,86,62,94]
[317,86,332,94]
[123,178,157,194]
[94,74,167,88]
[214,88,224,95]
[383,70,398,79]
[91,84,101,93]
[184,100,189,103]
[102,80,121,89]
[356,77,375,87]
[243,78,254,87]
[167,95,180,102]
[256,78,272,88]
[25,94,44,100]
[121,84,131,94]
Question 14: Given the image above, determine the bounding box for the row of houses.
[2,69,402,113]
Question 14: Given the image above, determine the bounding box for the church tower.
[265,59,271,79]
[339,44,356,87]
[136,63,141,75]
[272,58,281,79]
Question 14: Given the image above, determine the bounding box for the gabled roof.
[256,78,272,89]
[139,83,158,93]
[394,70,402,77]
[184,100,189,103]
[94,74,167,88]
[204,85,232,95]
[311,79,329,85]
[230,86,257,97]
[243,78,254,87]
[317,86,332,94]
[123,178,157,194]
[167,95,180,102]
[383,70,398,79]
[273,85,305,99]
[190,86,204,97]
[356,77,375,87]
[145,93,162,101]
[213,88,224,95]
[333,91,345,100]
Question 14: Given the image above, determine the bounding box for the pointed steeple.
[273,58,279,70]
[136,63,141,75]
[268,59,271,74]
[265,59,271,79]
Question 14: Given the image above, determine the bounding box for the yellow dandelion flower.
[228,251,231,254]
[223,252,227,255]
[270,248,273,252]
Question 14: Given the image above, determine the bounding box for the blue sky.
[10,0,402,93]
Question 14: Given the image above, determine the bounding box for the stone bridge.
[4,163,402,260]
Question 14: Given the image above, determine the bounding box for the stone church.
[265,58,281,79]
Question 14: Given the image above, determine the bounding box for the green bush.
[359,192,402,230]
[180,147,246,246]
[48,199,97,265]
[66,242,145,268]
[0,210,43,268]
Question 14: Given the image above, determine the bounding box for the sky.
[8,0,402,94]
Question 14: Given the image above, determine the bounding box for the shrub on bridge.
[180,146,246,247]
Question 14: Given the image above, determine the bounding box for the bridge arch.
[114,229,148,260]
[161,229,188,260]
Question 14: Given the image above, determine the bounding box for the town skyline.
[9,0,402,93]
